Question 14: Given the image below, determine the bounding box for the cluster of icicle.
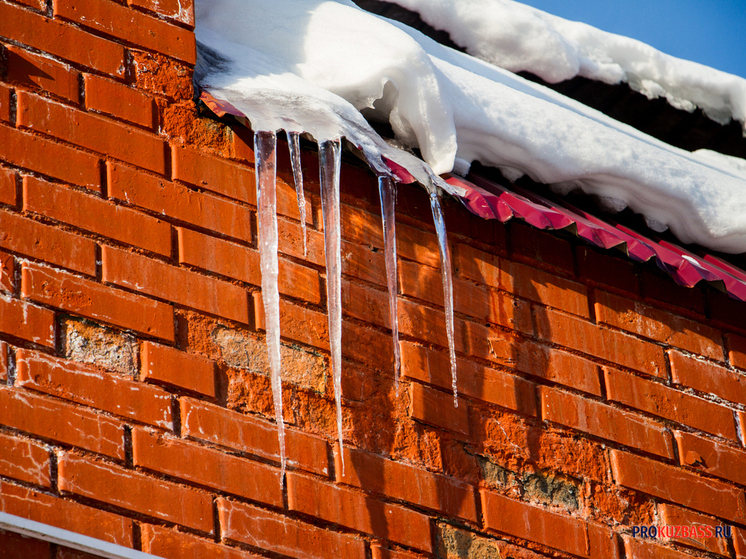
[253,129,458,479]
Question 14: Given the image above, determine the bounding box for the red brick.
[0,295,55,347]
[0,84,9,123]
[0,341,6,381]
[540,386,674,459]
[172,144,255,204]
[506,260,590,317]
[102,246,250,324]
[335,445,477,523]
[178,227,321,304]
[17,92,167,175]
[371,546,426,559]
[658,503,730,556]
[728,333,746,371]
[340,205,383,249]
[6,45,79,102]
[11,0,46,10]
[107,162,252,243]
[141,524,259,559]
[0,3,126,77]
[410,382,470,436]
[453,243,503,287]
[623,536,709,559]
[278,217,325,267]
[141,342,215,397]
[218,497,366,559]
[588,523,622,559]
[576,246,639,295]
[735,526,746,558]
[23,176,171,256]
[605,367,738,440]
[0,167,16,207]
[670,349,746,406]
[53,0,195,64]
[84,74,155,129]
[396,297,467,353]
[610,449,746,521]
[0,125,101,190]
[401,341,537,416]
[0,250,13,295]
[0,480,133,546]
[21,261,175,341]
[0,431,50,486]
[642,268,705,317]
[480,490,588,557]
[536,308,667,377]
[340,239,386,286]
[595,291,723,360]
[509,222,575,274]
[132,428,282,506]
[16,349,173,429]
[180,397,329,476]
[287,472,432,551]
[481,334,602,396]
[0,530,50,558]
[674,430,746,486]
[340,280,391,329]
[59,452,213,532]
[0,386,124,459]
[342,320,395,371]
[395,222,441,268]
[709,291,746,336]
[127,0,194,26]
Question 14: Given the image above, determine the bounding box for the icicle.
[287,131,308,257]
[319,139,345,471]
[377,176,401,392]
[254,130,286,481]
[429,190,458,407]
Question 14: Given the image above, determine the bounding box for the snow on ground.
[390,0,746,127]
[196,0,746,253]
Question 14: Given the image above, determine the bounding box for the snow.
[196,0,746,254]
[390,0,746,127]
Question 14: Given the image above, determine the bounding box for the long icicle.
[287,132,308,257]
[378,176,401,392]
[429,190,458,406]
[254,130,286,481]
[319,139,345,471]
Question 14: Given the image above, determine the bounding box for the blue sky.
[517,0,746,79]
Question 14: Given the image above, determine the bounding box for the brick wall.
[2,1,746,558]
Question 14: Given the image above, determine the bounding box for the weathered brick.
[0,167,16,207]
[0,481,133,546]
[141,342,215,397]
[132,428,282,506]
[395,222,441,268]
[16,349,173,429]
[22,261,175,341]
[536,308,667,377]
[576,246,639,295]
[371,545,426,559]
[0,84,9,123]
[287,472,432,552]
[623,536,709,559]
[0,431,50,486]
[342,320,395,372]
[481,334,602,396]
[658,503,730,556]
[0,250,13,295]
[509,222,575,274]
[127,0,194,26]
[540,386,674,459]
[84,74,155,129]
[610,449,746,522]
[5,45,79,102]
[178,227,321,304]
[506,260,590,317]
[595,291,723,360]
[401,341,537,415]
[61,316,138,375]
[0,125,101,190]
[107,162,252,243]
[0,294,55,347]
[0,529,50,558]
[255,298,331,352]
[141,524,258,559]
[58,452,212,532]
[735,526,746,559]
[172,144,256,203]
[410,382,470,436]
[218,497,366,559]
[181,397,329,476]
[674,430,746,486]
[605,367,738,440]
[278,217,325,267]
[453,243,503,287]
[17,92,167,175]
[729,333,746,371]
[23,176,171,256]
[480,490,588,557]
[670,349,746,406]
[335,445,478,523]
[0,386,124,459]
[341,239,387,286]
[0,341,6,382]
[53,0,195,64]
[102,245,250,324]
[0,2,126,77]
[396,297,467,353]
